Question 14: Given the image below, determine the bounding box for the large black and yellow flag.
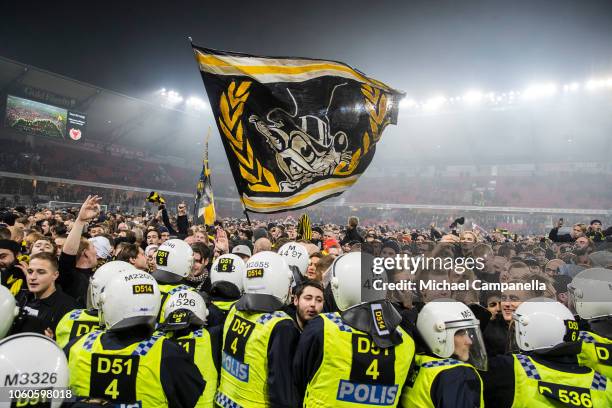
[193,45,402,213]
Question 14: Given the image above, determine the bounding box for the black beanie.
[382,240,401,254]
[0,239,21,255]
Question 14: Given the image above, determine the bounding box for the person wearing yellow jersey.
[401,299,487,408]
[162,289,221,408]
[483,298,612,407]
[206,253,245,328]
[216,251,300,408]
[56,260,136,348]
[65,269,206,407]
[152,238,197,324]
[294,252,416,407]
[568,268,612,377]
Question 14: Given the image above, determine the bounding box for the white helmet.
[512,298,577,351]
[210,253,246,293]
[244,251,293,304]
[87,260,136,309]
[153,239,194,283]
[277,242,309,276]
[417,299,488,370]
[99,270,161,330]
[163,290,209,330]
[0,286,18,339]
[568,268,612,320]
[330,252,385,311]
[0,333,69,408]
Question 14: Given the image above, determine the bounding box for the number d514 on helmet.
[99,270,161,330]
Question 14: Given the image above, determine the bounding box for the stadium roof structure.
[0,55,213,159]
[2,55,612,167]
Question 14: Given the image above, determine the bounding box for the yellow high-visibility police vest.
[215,307,292,408]
[56,309,100,348]
[511,353,612,407]
[579,331,612,378]
[168,328,218,408]
[67,330,168,407]
[303,313,415,408]
[157,283,195,324]
[401,354,483,408]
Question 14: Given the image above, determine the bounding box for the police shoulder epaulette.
[579,331,596,343]
[256,311,288,324]
[82,330,103,352]
[69,309,83,320]
[132,332,164,356]
[421,358,462,368]
[324,313,352,332]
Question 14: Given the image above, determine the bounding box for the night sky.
[2,0,612,101]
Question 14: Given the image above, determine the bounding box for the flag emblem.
[193,45,402,213]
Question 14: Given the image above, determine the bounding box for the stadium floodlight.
[562,82,580,92]
[521,83,558,99]
[399,98,417,109]
[186,96,208,111]
[462,90,483,105]
[166,90,183,104]
[423,96,446,111]
[585,78,612,91]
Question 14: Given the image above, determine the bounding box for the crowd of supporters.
[1,195,612,406]
[1,197,610,337]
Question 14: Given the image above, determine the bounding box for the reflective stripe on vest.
[512,353,612,407]
[401,355,483,408]
[68,330,168,406]
[304,312,415,408]
[217,307,291,408]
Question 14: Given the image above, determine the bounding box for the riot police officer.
[215,251,300,407]
[65,270,206,407]
[402,298,487,408]
[162,289,221,407]
[206,253,246,328]
[568,268,612,377]
[293,252,416,407]
[483,298,612,407]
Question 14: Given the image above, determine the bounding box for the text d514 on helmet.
[99,270,161,330]
[243,251,293,304]
[87,260,136,310]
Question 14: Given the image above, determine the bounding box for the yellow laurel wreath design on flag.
[334,84,391,176]
[218,81,279,192]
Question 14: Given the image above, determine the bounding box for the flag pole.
[241,201,252,226]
